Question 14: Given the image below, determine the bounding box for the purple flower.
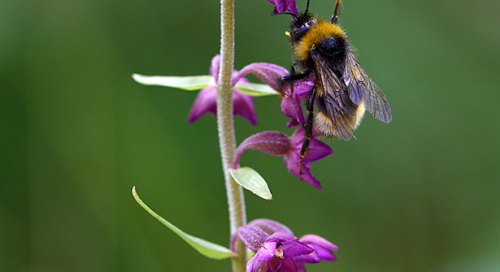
[280,75,314,127]
[284,127,332,189]
[232,128,332,189]
[231,219,338,272]
[188,55,289,126]
[268,0,299,15]
[187,55,257,125]
[275,76,334,188]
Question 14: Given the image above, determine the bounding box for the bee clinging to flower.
[278,0,392,165]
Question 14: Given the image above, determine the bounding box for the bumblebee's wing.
[311,50,358,140]
[343,52,392,123]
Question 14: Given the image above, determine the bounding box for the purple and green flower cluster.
[189,53,332,189]
[231,219,338,272]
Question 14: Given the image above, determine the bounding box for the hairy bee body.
[294,17,365,139]
[280,0,392,162]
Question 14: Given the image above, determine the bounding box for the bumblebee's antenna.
[331,0,341,23]
[305,0,311,14]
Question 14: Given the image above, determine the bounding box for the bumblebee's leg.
[277,68,311,97]
[299,86,317,174]
[287,66,298,97]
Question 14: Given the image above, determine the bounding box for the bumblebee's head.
[289,13,315,44]
[287,0,342,44]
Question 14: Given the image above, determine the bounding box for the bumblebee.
[279,0,392,165]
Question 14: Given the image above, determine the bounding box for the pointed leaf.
[132,74,214,90]
[132,186,236,259]
[235,82,279,96]
[229,167,273,200]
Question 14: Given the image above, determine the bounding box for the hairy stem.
[218,0,246,271]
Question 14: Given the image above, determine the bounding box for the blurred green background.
[2,0,499,271]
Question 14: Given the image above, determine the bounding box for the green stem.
[217,0,246,271]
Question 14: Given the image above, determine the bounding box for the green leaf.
[229,167,273,200]
[132,186,236,259]
[132,74,279,96]
[132,74,214,90]
[235,82,279,96]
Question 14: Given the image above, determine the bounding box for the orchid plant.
[132,0,341,271]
